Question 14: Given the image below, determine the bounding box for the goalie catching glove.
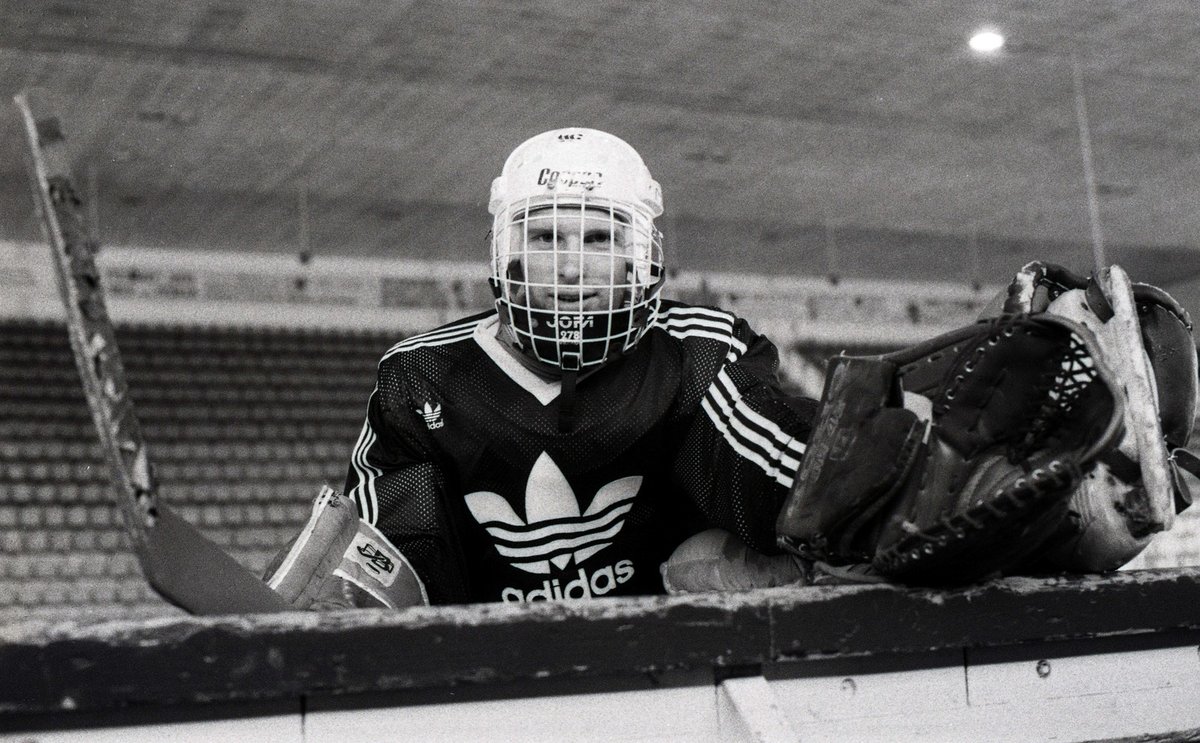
[775,311,1125,586]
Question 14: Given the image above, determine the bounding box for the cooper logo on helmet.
[537,167,603,191]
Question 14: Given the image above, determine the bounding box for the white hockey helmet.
[488,127,665,372]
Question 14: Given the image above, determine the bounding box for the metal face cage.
[490,194,664,371]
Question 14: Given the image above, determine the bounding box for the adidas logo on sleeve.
[418,401,444,430]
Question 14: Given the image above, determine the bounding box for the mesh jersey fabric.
[344,300,817,604]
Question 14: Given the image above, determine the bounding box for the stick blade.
[145,506,290,614]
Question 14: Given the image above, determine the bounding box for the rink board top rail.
[3,567,1200,716]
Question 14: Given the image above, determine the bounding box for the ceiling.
[1,0,1198,290]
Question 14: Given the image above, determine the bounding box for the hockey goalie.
[20,88,1197,612]
[263,134,1199,606]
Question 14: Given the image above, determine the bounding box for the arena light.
[969,30,1005,53]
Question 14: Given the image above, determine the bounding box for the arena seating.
[0,318,389,619]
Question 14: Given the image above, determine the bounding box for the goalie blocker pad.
[773,355,926,564]
[776,312,1124,586]
[267,486,429,609]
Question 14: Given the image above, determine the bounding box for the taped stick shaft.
[13,93,154,549]
[14,91,287,614]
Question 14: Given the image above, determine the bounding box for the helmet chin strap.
[493,323,583,432]
[558,353,581,433]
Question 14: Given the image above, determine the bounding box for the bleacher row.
[0,318,388,618]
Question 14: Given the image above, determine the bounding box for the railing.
[2,569,1200,741]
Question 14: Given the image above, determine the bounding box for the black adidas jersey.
[344,300,817,605]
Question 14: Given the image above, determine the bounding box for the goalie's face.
[508,205,632,312]
[491,199,664,372]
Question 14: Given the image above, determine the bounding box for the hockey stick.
[15,91,289,614]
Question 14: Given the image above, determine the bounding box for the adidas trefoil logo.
[419,402,443,430]
[464,452,642,574]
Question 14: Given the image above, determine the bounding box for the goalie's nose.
[556,248,582,282]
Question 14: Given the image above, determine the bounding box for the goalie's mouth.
[519,289,608,312]
[553,291,604,311]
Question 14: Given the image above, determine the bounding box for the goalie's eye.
[580,228,625,251]
[519,226,625,253]
[523,227,557,249]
